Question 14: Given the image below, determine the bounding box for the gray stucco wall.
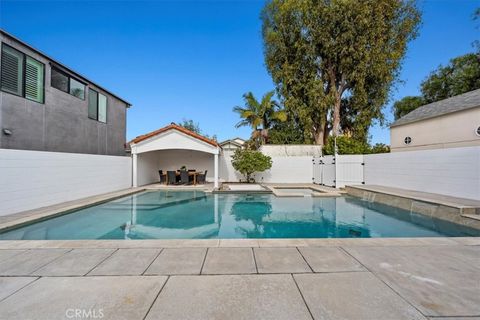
[0,33,128,156]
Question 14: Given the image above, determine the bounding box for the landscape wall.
[0,149,132,216]
[363,146,480,200]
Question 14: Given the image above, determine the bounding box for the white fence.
[364,146,480,201]
[313,155,364,188]
[0,149,132,216]
[256,156,314,183]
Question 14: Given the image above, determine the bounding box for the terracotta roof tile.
[129,123,219,147]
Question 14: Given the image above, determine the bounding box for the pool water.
[0,191,478,240]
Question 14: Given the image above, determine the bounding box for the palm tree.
[233,91,287,146]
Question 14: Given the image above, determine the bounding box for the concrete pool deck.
[0,237,478,319]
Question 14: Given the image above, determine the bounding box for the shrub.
[231,149,272,183]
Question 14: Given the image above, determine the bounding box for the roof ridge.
[129,123,219,147]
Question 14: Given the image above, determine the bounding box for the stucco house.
[390,89,480,152]
[0,29,131,155]
[218,137,245,150]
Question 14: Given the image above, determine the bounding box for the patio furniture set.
[158,169,208,185]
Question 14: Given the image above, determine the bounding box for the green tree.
[231,149,273,183]
[323,136,390,155]
[262,0,421,144]
[233,91,287,146]
[180,119,201,134]
[420,53,480,103]
[370,143,390,154]
[323,136,370,155]
[393,96,425,120]
[179,119,217,141]
[268,120,304,144]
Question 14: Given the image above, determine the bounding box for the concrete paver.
[202,247,256,274]
[0,249,69,276]
[0,276,167,320]
[33,248,115,276]
[145,247,206,275]
[0,249,27,261]
[89,248,161,275]
[254,247,311,273]
[295,272,427,320]
[298,247,365,272]
[0,277,37,301]
[345,245,480,317]
[146,274,312,320]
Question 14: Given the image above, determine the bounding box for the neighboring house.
[390,89,480,152]
[0,30,131,155]
[219,137,245,151]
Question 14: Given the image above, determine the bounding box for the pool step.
[461,213,480,221]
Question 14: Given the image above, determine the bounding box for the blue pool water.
[0,191,478,240]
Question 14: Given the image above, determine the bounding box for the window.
[70,78,85,99]
[25,57,45,103]
[88,88,107,123]
[1,44,44,103]
[51,68,68,92]
[50,66,85,99]
[404,136,412,145]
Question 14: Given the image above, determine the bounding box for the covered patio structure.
[129,123,220,188]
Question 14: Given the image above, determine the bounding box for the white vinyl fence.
[364,146,480,201]
[0,149,132,216]
[313,155,365,188]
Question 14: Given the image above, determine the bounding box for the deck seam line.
[142,275,170,320]
[291,273,315,320]
[84,248,119,276]
[296,247,314,273]
[27,248,74,276]
[339,246,428,318]
[141,248,164,276]
[0,276,41,303]
[251,247,258,273]
[199,247,208,274]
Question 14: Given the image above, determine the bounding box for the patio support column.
[132,152,138,187]
[214,152,219,189]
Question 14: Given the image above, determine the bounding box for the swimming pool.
[1,191,478,240]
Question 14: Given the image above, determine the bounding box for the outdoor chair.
[197,170,207,184]
[179,170,190,185]
[167,171,177,185]
[158,170,166,184]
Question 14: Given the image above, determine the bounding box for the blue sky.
[0,0,478,144]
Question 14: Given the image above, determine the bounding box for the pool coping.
[0,188,147,233]
[346,185,480,230]
[0,236,478,249]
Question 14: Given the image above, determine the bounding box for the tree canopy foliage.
[262,0,421,144]
[393,96,425,120]
[179,119,217,141]
[323,136,390,155]
[231,149,273,182]
[421,53,480,103]
[233,91,287,147]
[393,53,480,119]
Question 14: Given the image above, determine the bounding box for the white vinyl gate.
[313,155,364,188]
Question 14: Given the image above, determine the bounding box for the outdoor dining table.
[162,171,201,185]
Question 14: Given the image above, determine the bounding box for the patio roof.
[129,123,219,147]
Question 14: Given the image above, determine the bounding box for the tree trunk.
[314,115,327,145]
[323,121,330,145]
[314,128,324,145]
[332,94,341,137]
